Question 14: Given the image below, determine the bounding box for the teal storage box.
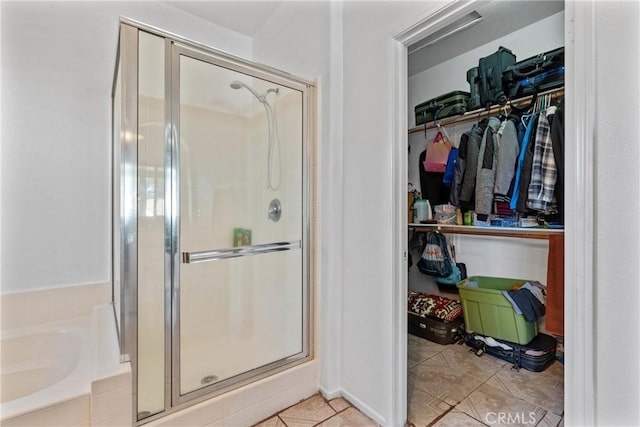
[456,276,538,344]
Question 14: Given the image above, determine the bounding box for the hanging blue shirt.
[510,114,538,210]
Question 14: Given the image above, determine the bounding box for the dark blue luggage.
[465,332,558,372]
[502,47,565,99]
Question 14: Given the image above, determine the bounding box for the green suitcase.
[415,90,470,126]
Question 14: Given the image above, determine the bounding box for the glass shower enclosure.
[112,20,313,423]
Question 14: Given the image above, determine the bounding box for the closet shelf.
[409,223,564,240]
[409,86,564,135]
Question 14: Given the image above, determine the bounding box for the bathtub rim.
[0,315,93,421]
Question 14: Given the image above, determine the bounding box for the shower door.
[170,44,310,403]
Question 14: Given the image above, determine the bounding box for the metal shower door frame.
[168,41,313,407]
[114,18,314,424]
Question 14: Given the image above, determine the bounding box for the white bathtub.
[0,316,93,421]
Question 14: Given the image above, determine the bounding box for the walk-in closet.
[405,2,565,426]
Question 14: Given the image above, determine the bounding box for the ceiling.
[408,0,564,76]
[164,1,563,78]
[164,1,284,37]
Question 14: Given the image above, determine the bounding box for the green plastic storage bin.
[456,276,538,344]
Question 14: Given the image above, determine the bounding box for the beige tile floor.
[253,394,378,427]
[407,333,564,427]
[255,334,564,427]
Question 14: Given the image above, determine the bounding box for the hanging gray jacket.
[459,119,488,204]
[475,117,501,219]
[493,118,520,200]
[449,131,469,207]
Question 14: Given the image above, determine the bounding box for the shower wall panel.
[247,90,303,244]
[178,104,249,252]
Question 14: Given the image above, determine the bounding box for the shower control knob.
[268,199,282,222]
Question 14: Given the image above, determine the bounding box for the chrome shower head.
[230,80,278,103]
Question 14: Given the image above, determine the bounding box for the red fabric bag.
[423,131,452,173]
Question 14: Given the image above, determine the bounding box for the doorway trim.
[389,1,596,425]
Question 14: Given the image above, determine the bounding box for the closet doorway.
[394,2,589,425]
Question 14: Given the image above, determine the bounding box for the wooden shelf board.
[409,223,564,240]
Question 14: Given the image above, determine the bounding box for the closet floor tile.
[420,348,506,381]
[538,410,563,427]
[456,382,547,427]
[431,410,488,426]
[408,334,447,368]
[407,335,564,427]
[485,362,564,415]
[410,362,485,406]
[406,386,451,427]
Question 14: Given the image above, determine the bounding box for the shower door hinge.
[403,250,407,261]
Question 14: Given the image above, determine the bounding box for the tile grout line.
[480,363,563,417]
[256,392,365,427]
[449,362,512,425]
[253,392,324,427]
[409,347,450,370]
[310,394,352,427]
[426,404,456,427]
[412,347,505,426]
[454,367,553,426]
[310,404,354,427]
[276,392,341,427]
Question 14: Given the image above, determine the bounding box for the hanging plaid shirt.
[527,112,557,211]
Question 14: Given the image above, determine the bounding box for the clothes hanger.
[520,111,533,127]
[496,104,510,121]
[436,120,452,144]
[423,111,428,139]
[510,90,537,119]
[519,96,537,127]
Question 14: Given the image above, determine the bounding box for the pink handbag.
[423,131,451,173]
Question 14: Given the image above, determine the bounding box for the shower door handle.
[182,240,301,264]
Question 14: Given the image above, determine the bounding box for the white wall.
[0,1,251,294]
[592,1,640,424]
[341,1,446,423]
[408,11,564,126]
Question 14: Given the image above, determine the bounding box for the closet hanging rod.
[409,87,564,135]
[408,223,564,240]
